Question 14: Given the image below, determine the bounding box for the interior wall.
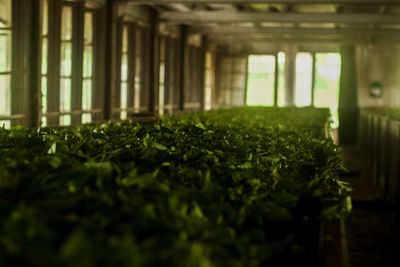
[356,44,400,108]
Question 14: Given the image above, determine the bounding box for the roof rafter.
[126,0,400,4]
[189,26,400,36]
[159,11,400,24]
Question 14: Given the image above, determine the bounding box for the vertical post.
[92,7,106,122]
[71,2,84,125]
[243,54,249,106]
[214,48,222,108]
[177,25,187,111]
[47,0,62,126]
[28,0,42,128]
[274,52,279,107]
[113,18,123,120]
[11,0,22,127]
[164,37,171,114]
[104,0,118,120]
[339,45,359,145]
[311,52,316,106]
[199,36,207,110]
[127,23,136,115]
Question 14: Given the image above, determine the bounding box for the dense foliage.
[0,107,348,267]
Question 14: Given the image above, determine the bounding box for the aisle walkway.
[339,145,400,267]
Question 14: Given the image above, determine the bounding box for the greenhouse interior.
[1,0,400,266]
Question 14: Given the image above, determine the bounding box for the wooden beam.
[28,0,42,128]
[189,26,400,36]
[210,36,400,45]
[160,11,400,24]
[208,32,400,43]
[127,0,400,4]
[178,25,187,111]
[71,2,85,126]
[104,0,118,120]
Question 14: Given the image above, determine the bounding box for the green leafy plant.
[0,107,349,267]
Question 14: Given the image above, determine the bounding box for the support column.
[177,25,187,111]
[104,0,118,120]
[199,36,207,110]
[339,45,359,145]
[71,2,85,125]
[28,0,42,128]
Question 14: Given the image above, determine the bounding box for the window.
[0,0,11,128]
[246,55,276,106]
[204,52,213,110]
[295,52,313,107]
[82,11,94,123]
[120,24,128,119]
[277,52,286,107]
[59,5,73,126]
[158,37,166,115]
[41,0,48,126]
[134,27,142,113]
[314,53,341,128]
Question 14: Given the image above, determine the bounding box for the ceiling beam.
[126,0,400,4]
[159,11,400,24]
[209,36,400,45]
[189,26,400,36]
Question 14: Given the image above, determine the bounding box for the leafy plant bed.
[0,107,349,267]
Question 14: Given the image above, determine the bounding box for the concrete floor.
[339,145,400,267]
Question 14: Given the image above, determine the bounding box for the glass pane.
[61,6,73,41]
[41,76,47,112]
[120,111,127,120]
[84,12,93,44]
[41,38,48,75]
[0,30,11,72]
[134,82,140,112]
[121,54,128,82]
[0,0,11,28]
[314,53,341,128]
[159,62,165,85]
[135,57,141,84]
[0,74,10,114]
[82,113,91,124]
[134,57,141,111]
[120,82,127,109]
[0,120,10,129]
[60,78,71,112]
[83,46,93,78]
[60,42,72,77]
[277,52,286,107]
[60,114,71,126]
[204,52,213,111]
[41,116,47,127]
[246,55,276,106]
[82,79,92,110]
[122,25,128,53]
[42,0,48,35]
[295,52,313,107]
[159,85,164,115]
